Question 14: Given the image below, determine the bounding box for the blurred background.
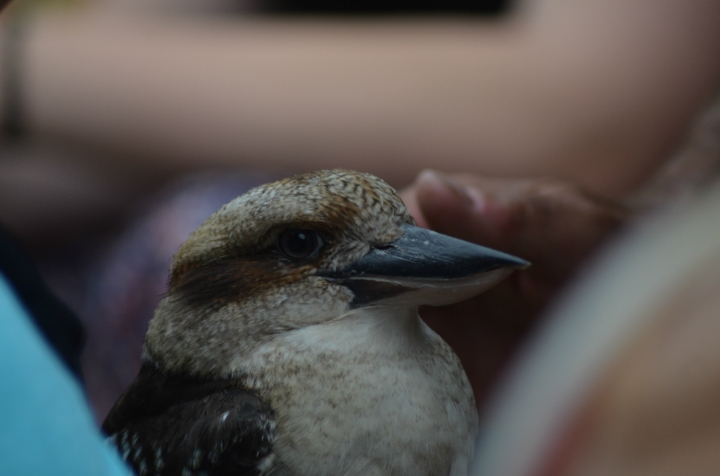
[1,0,720,474]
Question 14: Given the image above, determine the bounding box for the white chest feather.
[233,307,478,476]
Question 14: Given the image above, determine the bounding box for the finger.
[417,171,626,286]
[398,185,429,228]
[414,170,514,249]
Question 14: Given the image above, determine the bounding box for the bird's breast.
[234,306,478,476]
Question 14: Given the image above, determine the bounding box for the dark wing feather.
[103,361,275,476]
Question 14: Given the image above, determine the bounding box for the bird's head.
[145,170,528,376]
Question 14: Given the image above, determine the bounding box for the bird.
[102,169,528,476]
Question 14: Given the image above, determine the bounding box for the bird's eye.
[278,229,321,260]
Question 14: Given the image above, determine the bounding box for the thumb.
[414,170,512,250]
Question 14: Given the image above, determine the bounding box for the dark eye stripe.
[170,254,311,311]
[168,229,325,310]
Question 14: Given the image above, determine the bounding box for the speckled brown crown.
[170,170,414,279]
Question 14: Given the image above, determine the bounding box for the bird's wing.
[103,361,275,476]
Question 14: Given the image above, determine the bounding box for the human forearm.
[7,0,720,193]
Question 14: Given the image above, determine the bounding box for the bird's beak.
[319,224,529,307]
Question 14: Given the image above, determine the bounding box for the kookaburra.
[103,170,528,476]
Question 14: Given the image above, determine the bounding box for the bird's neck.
[230,304,427,378]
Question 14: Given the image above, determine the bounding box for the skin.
[400,171,631,408]
[401,86,720,409]
[398,89,720,409]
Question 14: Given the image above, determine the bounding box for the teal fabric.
[0,273,131,476]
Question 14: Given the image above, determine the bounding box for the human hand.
[400,170,629,407]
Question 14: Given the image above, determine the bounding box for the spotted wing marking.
[103,362,276,476]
